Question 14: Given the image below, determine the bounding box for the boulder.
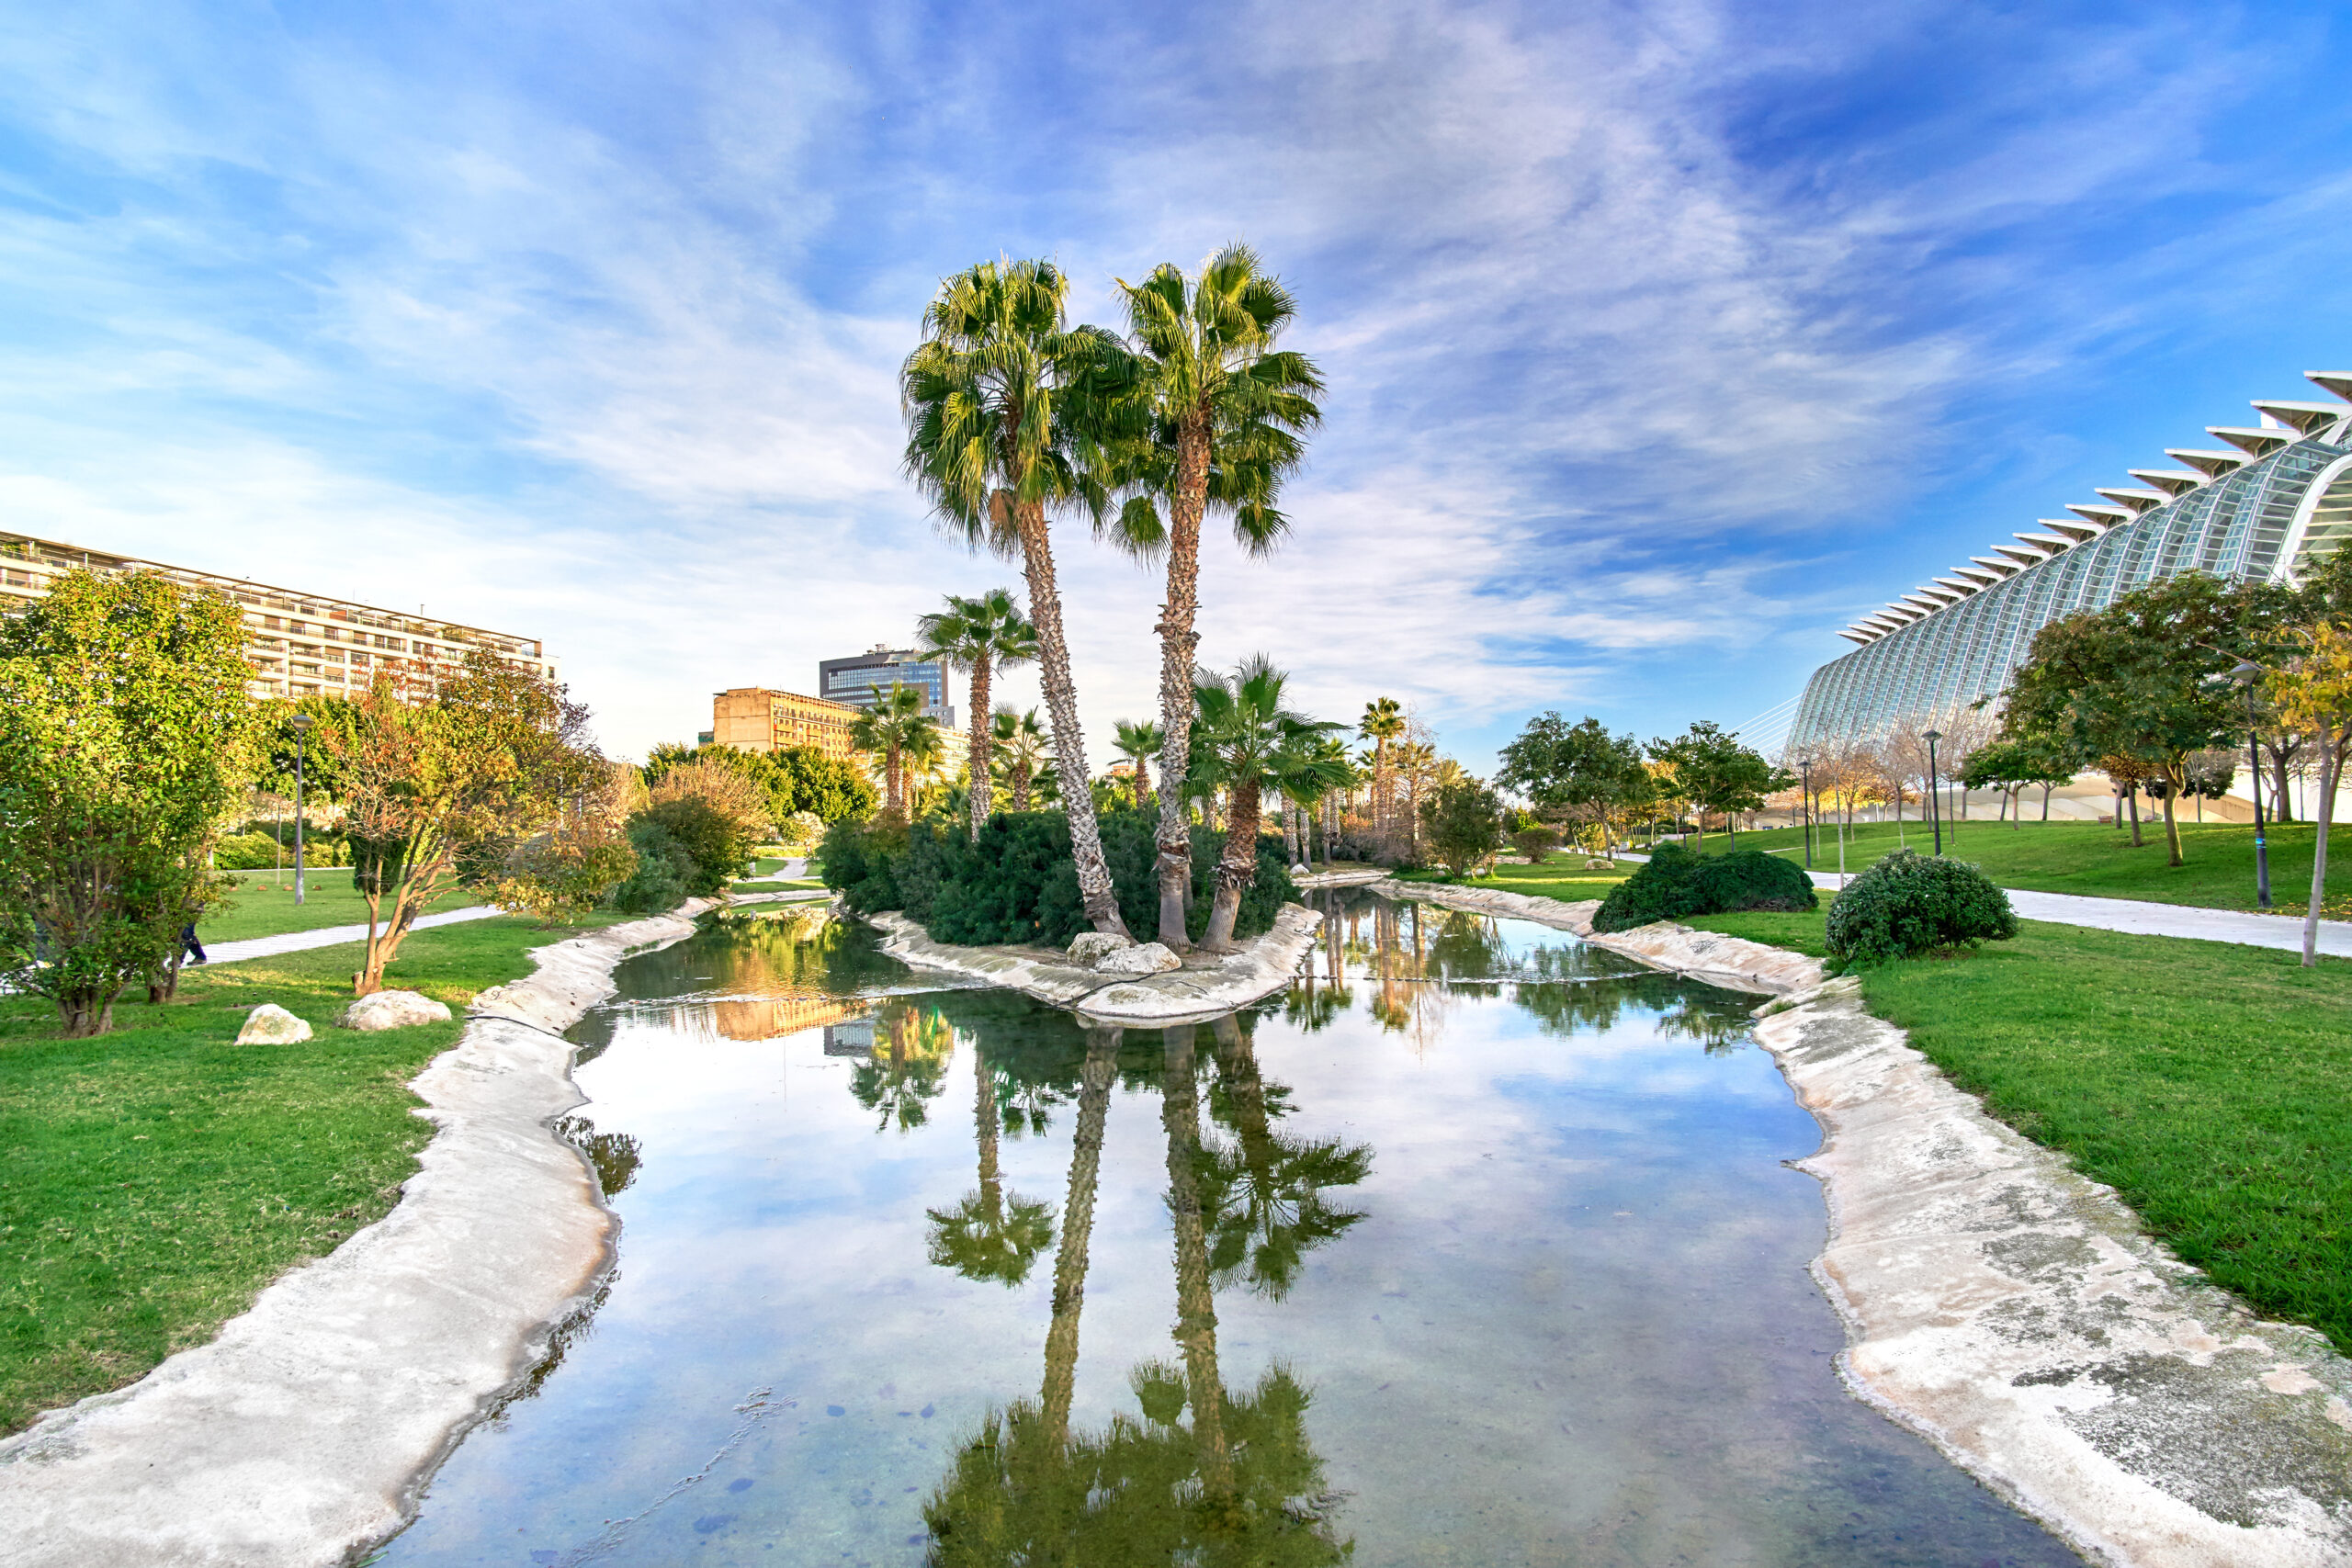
[341,990,455,1032]
[1290,863,1310,876]
[1066,931,1131,964]
[235,1004,313,1045]
[1096,942,1182,976]
[1585,859,1615,870]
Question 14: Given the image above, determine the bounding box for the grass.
[199,870,480,944]
[732,877,827,893]
[0,911,621,1434]
[1681,904,2352,1354]
[1650,818,2348,916]
[1392,853,1633,899]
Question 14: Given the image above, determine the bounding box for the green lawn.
[1683,905,2352,1354]
[1393,853,1633,899]
[1659,818,2346,916]
[733,877,828,894]
[0,911,621,1434]
[199,870,481,944]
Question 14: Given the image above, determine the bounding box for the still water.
[372,894,2076,1567]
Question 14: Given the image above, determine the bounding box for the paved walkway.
[203,906,508,965]
[1611,849,2352,958]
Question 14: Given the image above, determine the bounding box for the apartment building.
[817,645,957,729]
[0,530,555,700]
[705,686,862,761]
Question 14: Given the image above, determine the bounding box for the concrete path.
[202,905,507,966]
[1608,849,2352,958]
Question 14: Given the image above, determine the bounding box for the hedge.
[1591,841,1818,932]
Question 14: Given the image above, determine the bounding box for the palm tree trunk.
[1202,777,1262,951]
[966,658,992,842]
[1014,502,1129,938]
[885,738,903,819]
[974,1047,1001,1216]
[1160,1023,1233,1499]
[1040,1026,1119,1448]
[1152,417,1213,950]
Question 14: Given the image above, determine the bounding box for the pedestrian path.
[204,906,507,965]
[1609,849,2352,958]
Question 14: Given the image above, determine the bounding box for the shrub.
[1591,842,1817,932]
[780,810,825,848]
[639,796,750,897]
[1825,849,2017,967]
[1420,777,1509,876]
[481,819,638,924]
[213,831,283,871]
[1511,826,1561,864]
[608,817,698,913]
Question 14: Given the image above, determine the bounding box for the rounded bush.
[1511,826,1561,864]
[1591,842,1817,932]
[1825,848,2017,967]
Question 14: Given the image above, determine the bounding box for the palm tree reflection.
[927,1045,1057,1288]
[850,999,956,1132]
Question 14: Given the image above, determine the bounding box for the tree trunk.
[1014,502,1129,938]
[2041,784,2053,821]
[1039,1026,1119,1448]
[973,1046,1001,1212]
[1161,1023,1234,1499]
[1134,754,1151,810]
[1152,416,1213,950]
[2160,763,2186,866]
[1281,795,1298,864]
[56,989,119,1038]
[966,658,993,843]
[885,738,904,819]
[2125,785,2143,847]
[1202,776,1262,951]
[2305,732,2340,969]
[2272,747,2297,824]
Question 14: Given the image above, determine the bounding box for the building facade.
[1788,373,2352,749]
[706,686,862,761]
[817,645,956,729]
[0,530,555,701]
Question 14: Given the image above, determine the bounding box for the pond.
[370,893,2077,1567]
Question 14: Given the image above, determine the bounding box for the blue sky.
[5,1,2350,768]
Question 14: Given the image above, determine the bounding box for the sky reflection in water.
[372,896,2076,1567]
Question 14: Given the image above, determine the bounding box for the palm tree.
[1185,657,1346,951]
[1393,739,1437,859]
[991,706,1051,811]
[1306,736,1351,864]
[1112,718,1162,809]
[1040,1026,1122,1447]
[1199,1014,1372,1299]
[927,1048,1056,1287]
[918,589,1038,843]
[1158,1022,1233,1498]
[1359,697,1405,841]
[901,258,1132,939]
[847,682,940,821]
[1106,247,1324,952]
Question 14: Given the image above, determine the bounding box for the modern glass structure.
[1788,373,2352,749]
[817,645,957,729]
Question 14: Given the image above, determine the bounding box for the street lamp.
[289,713,314,907]
[1798,755,1815,869]
[1922,729,1944,857]
[2230,660,2271,908]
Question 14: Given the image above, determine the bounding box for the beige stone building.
[0,530,555,700]
[705,687,862,761]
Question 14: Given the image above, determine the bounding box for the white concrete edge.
[0,898,725,1568]
[1358,876,2352,1565]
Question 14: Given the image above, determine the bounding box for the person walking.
[179,923,208,967]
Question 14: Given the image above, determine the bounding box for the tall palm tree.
[847,682,939,821]
[918,589,1038,843]
[1112,718,1162,808]
[1307,736,1352,864]
[1358,698,1405,840]
[1393,739,1438,858]
[901,258,1132,939]
[991,706,1051,811]
[927,1048,1056,1287]
[1185,657,1346,950]
[1106,247,1324,952]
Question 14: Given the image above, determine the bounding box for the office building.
[704,687,862,761]
[818,645,956,729]
[0,529,555,701]
[1788,373,2352,749]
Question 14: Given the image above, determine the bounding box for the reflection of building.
[709,995,866,1043]
[705,687,861,761]
[0,529,555,703]
[819,645,956,729]
[1789,375,2352,748]
[822,1017,876,1056]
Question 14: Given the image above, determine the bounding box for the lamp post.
[1922,729,1943,857]
[1798,755,1815,869]
[2231,660,2271,908]
[289,713,314,906]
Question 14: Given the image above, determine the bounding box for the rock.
[341,989,455,1032]
[1095,941,1182,976]
[1066,931,1131,964]
[1585,859,1615,870]
[235,1004,312,1044]
[1290,863,1310,876]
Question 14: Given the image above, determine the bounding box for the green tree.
[919,589,1038,842]
[0,570,257,1034]
[1496,713,1647,857]
[1649,721,1788,843]
[1419,773,1509,876]
[990,705,1053,812]
[1185,658,1344,950]
[848,682,940,822]
[1103,247,1325,952]
[900,258,1132,938]
[642,740,876,827]
[2005,573,2289,866]
[1958,735,2079,826]
[1112,717,1162,808]
[1358,697,1406,841]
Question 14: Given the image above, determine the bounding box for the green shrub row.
[1591,842,1817,932]
[822,808,1297,948]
